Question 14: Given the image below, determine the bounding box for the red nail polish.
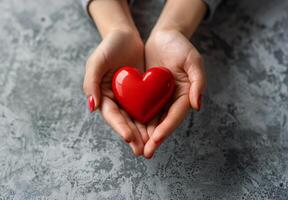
[88,96,95,112]
[197,95,202,111]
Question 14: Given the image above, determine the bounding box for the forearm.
[152,0,207,38]
[89,0,139,38]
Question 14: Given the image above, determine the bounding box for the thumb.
[83,49,108,112]
[184,52,206,111]
[189,79,205,111]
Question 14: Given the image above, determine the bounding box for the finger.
[146,108,169,138]
[144,95,190,159]
[120,110,144,156]
[184,51,206,111]
[100,96,135,143]
[83,48,109,110]
[189,79,205,111]
[135,121,149,144]
[147,118,158,138]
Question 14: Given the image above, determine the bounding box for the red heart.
[112,66,175,124]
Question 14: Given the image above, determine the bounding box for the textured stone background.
[0,0,288,199]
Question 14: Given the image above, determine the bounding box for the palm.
[146,31,192,107]
[143,30,205,158]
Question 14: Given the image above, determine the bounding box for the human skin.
[83,0,148,156]
[143,0,207,158]
[82,0,207,158]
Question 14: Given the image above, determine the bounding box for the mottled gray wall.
[0,0,288,199]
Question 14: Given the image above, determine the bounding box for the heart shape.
[112,66,175,124]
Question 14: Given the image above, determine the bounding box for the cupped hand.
[143,30,206,158]
[83,30,149,156]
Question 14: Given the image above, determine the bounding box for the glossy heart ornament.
[112,66,175,124]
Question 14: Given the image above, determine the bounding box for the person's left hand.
[143,30,206,158]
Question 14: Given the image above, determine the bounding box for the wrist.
[89,0,139,38]
[152,0,207,38]
[146,29,183,57]
[106,28,143,46]
[105,26,140,39]
[149,28,180,39]
[151,26,187,39]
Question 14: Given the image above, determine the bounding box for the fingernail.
[88,96,95,112]
[197,95,202,111]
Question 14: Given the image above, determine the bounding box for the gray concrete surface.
[0,0,288,199]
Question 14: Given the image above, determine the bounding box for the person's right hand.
[83,30,149,156]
